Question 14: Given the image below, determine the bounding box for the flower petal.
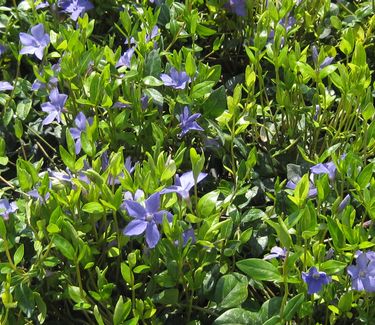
[145,222,160,248]
[123,219,147,236]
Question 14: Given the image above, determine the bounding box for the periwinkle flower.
[225,0,246,16]
[160,68,190,90]
[116,47,135,69]
[338,194,350,212]
[41,88,68,125]
[286,179,317,198]
[264,246,287,260]
[123,192,173,248]
[19,23,50,60]
[302,267,331,294]
[70,112,93,154]
[175,228,196,247]
[0,81,14,91]
[310,161,337,181]
[58,0,94,21]
[179,106,204,137]
[348,251,375,292]
[35,0,49,9]
[161,171,207,201]
[0,199,18,220]
[0,44,6,56]
[312,45,334,70]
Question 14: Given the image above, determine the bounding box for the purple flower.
[145,26,159,43]
[160,68,190,90]
[313,105,320,121]
[28,182,51,203]
[19,23,50,60]
[35,0,49,9]
[312,46,334,70]
[310,161,337,181]
[348,251,375,292]
[70,112,93,154]
[338,194,350,212]
[302,267,331,294]
[161,171,207,200]
[179,106,204,137]
[116,47,135,69]
[123,192,173,248]
[175,228,196,247]
[286,179,317,198]
[264,246,287,260]
[41,88,68,125]
[226,0,246,16]
[0,81,14,91]
[0,44,6,56]
[0,199,18,220]
[58,0,94,21]
[32,63,60,91]
[325,248,335,260]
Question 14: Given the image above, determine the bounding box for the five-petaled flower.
[161,171,207,201]
[0,199,18,220]
[0,81,14,91]
[19,23,50,60]
[302,267,331,294]
[226,0,246,16]
[310,161,337,181]
[179,106,204,137]
[264,246,287,260]
[123,192,173,248]
[58,0,94,21]
[160,68,190,90]
[41,88,68,125]
[70,112,93,154]
[348,251,375,292]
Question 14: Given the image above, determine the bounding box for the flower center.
[359,270,367,278]
[145,213,153,222]
[312,273,320,279]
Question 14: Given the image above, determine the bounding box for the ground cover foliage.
[0,0,375,323]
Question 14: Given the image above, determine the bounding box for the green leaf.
[153,288,179,305]
[16,98,32,120]
[0,217,6,238]
[142,76,163,87]
[236,259,282,282]
[197,191,219,218]
[185,52,196,77]
[357,163,373,189]
[213,308,260,325]
[14,244,24,266]
[203,86,227,119]
[144,88,164,106]
[59,145,76,171]
[53,234,75,261]
[14,283,35,317]
[121,262,134,285]
[338,291,353,312]
[82,202,104,214]
[284,293,304,321]
[191,81,215,99]
[320,260,347,274]
[114,296,132,325]
[213,273,248,309]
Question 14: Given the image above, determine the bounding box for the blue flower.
[264,246,287,260]
[116,47,135,69]
[310,161,337,181]
[348,251,375,292]
[70,112,93,154]
[0,44,6,56]
[179,106,204,137]
[19,23,50,60]
[160,68,190,90]
[161,171,207,201]
[0,199,18,220]
[58,0,94,21]
[0,81,14,91]
[312,45,334,70]
[123,192,173,248]
[302,267,331,294]
[286,179,317,198]
[41,88,68,125]
[226,0,246,16]
[338,194,350,213]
